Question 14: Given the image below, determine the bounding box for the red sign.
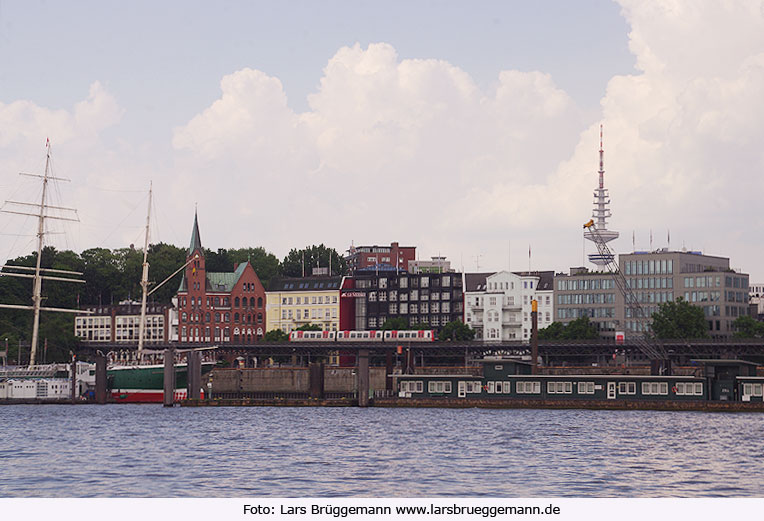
[615,331,625,345]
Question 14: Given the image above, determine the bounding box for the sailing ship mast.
[137,183,152,357]
[0,139,87,367]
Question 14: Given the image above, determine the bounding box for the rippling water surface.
[1,405,762,497]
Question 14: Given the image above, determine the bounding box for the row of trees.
[0,243,347,362]
[539,297,764,340]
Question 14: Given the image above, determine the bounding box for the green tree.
[538,321,566,340]
[650,297,710,339]
[381,317,409,330]
[538,318,598,340]
[264,329,289,341]
[295,324,322,331]
[409,322,431,330]
[281,245,347,277]
[230,247,280,284]
[563,316,600,340]
[146,243,187,303]
[439,321,475,341]
[732,315,764,338]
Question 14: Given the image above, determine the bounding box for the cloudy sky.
[1,1,763,280]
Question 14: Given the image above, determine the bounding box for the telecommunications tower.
[583,125,619,266]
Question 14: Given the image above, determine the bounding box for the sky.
[1,0,763,281]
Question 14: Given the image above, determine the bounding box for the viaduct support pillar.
[357,349,370,407]
[163,348,176,407]
[95,352,107,404]
[309,362,325,399]
[187,351,201,400]
[385,351,393,392]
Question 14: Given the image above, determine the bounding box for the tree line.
[0,243,347,362]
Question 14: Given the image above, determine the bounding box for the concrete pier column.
[95,353,107,404]
[309,362,325,399]
[187,351,201,400]
[385,351,393,391]
[163,348,176,407]
[357,349,370,407]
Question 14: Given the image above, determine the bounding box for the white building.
[464,271,554,342]
[750,283,764,316]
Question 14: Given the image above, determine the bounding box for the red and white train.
[289,330,436,342]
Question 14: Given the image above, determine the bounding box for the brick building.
[345,242,416,274]
[176,213,266,344]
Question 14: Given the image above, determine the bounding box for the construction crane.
[583,219,671,374]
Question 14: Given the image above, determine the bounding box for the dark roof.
[355,263,404,273]
[268,276,344,292]
[513,270,555,291]
[465,272,492,292]
[188,211,202,255]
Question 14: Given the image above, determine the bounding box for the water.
[0,405,762,497]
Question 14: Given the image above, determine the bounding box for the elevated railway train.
[289,330,436,342]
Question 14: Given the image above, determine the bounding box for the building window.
[641,382,668,395]
[516,381,541,394]
[676,382,704,396]
[427,381,451,394]
[547,381,572,394]
[618,382,636,395]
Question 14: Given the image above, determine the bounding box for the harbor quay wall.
[180,396,764,412]
[372,397,764,412]
[209,367,387,393]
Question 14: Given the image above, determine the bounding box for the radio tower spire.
[584,125,619,267]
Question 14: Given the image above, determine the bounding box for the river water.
[0,405,762,497]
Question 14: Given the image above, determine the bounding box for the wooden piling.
[357,349,370,407]
[163,348,176,407]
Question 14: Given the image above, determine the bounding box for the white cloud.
[172,42,584,267]
[5,2,764,281]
